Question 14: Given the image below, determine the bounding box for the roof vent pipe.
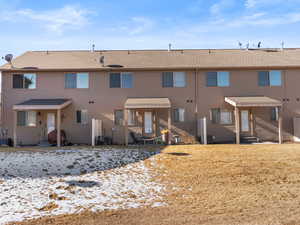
[281,41,284,51]
[168,43,172,52]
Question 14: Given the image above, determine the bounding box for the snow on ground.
[0,148,165,225]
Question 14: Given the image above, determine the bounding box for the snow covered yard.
[0,148,165,225]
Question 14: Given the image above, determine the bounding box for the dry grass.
[11,144,300,225]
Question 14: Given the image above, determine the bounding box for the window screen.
[76,110,88,124]
[174,108,185,122]
[110,73,121,88]
[162,72,174,87]
[65,73,77,88]
[258,71,270,86]
[17,111,36,126]
[206,72,218,87]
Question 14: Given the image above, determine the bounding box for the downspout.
[194,69,198,141]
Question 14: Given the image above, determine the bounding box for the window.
[65,73,89,88]
[162,72,186,87]
[271,107,279,121]
[114,110,124,125]
[76,110,88,124]
[128,110,137,126]
[258,71,282,87]
[174,108,185,122]
[206,72,230,87]
[17,111,37,127]
[110,73,133,88]
[211,108,233,125]
[13,74,36,89]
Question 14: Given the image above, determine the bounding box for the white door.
[144,112,153,134]
[47,113,55,134]
[241,110,249,132]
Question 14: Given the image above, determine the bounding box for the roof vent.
[99,56,105,66]
[22,67,39,70]
[107,64,124,68]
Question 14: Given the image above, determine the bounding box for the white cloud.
[210,0,234,15]
[1,5,92,34]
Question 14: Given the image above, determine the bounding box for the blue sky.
[1,0,300,63]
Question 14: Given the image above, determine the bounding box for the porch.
[123,98,172,146]
[13,99,72,147]
[225,96,283,144]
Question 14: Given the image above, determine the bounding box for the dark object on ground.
[8,138,13,147]
[48,129,67,146]
[130,132,144,145]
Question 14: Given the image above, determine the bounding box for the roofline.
[2,65,300,73]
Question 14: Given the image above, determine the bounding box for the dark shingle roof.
[17,99,70,106]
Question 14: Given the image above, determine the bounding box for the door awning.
[125,98,171,109]
[225,96,282,107]
[13,99,72,110]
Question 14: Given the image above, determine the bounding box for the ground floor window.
[128,110,137,126]
[211,108,233,125]
[17,111,37,127]
[174,108,185,122]
[76,110,88,125]
[271,107,279,121]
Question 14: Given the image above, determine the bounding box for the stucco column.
[168,108,172,145]
[250,109,254,136]
[235,107,240,144]
[155,110,160,137]
[278,106,283,144]
[124,109,128,146]
[57,109,61,147]
[13,110,17,147]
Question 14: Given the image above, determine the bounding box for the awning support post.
[278,106,283,144]
[124,109,128,146]
[235,107,240,144]
[57,109,61,147]
[168,108,172,145]
[13,110,17,147]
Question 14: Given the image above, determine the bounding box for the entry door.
[241,110,250,132]
[47,113,55,134]
[144,112,153,134]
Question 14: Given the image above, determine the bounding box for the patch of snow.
[0,148,165,224]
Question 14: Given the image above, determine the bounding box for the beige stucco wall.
[2,69,300,145]
[2,70,196,145]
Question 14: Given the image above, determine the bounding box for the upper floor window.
[206,72,230,87]
[110,72,133,88]
[258,71,282,87]
[65,73,89,88]
[76,109,88,124]
[13,73,36,89]
[17,111,37,127]
[210,108,233,125]
[174,108,185,122]
[162,72,186,87]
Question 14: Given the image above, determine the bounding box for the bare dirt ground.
[10,144,300,225]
